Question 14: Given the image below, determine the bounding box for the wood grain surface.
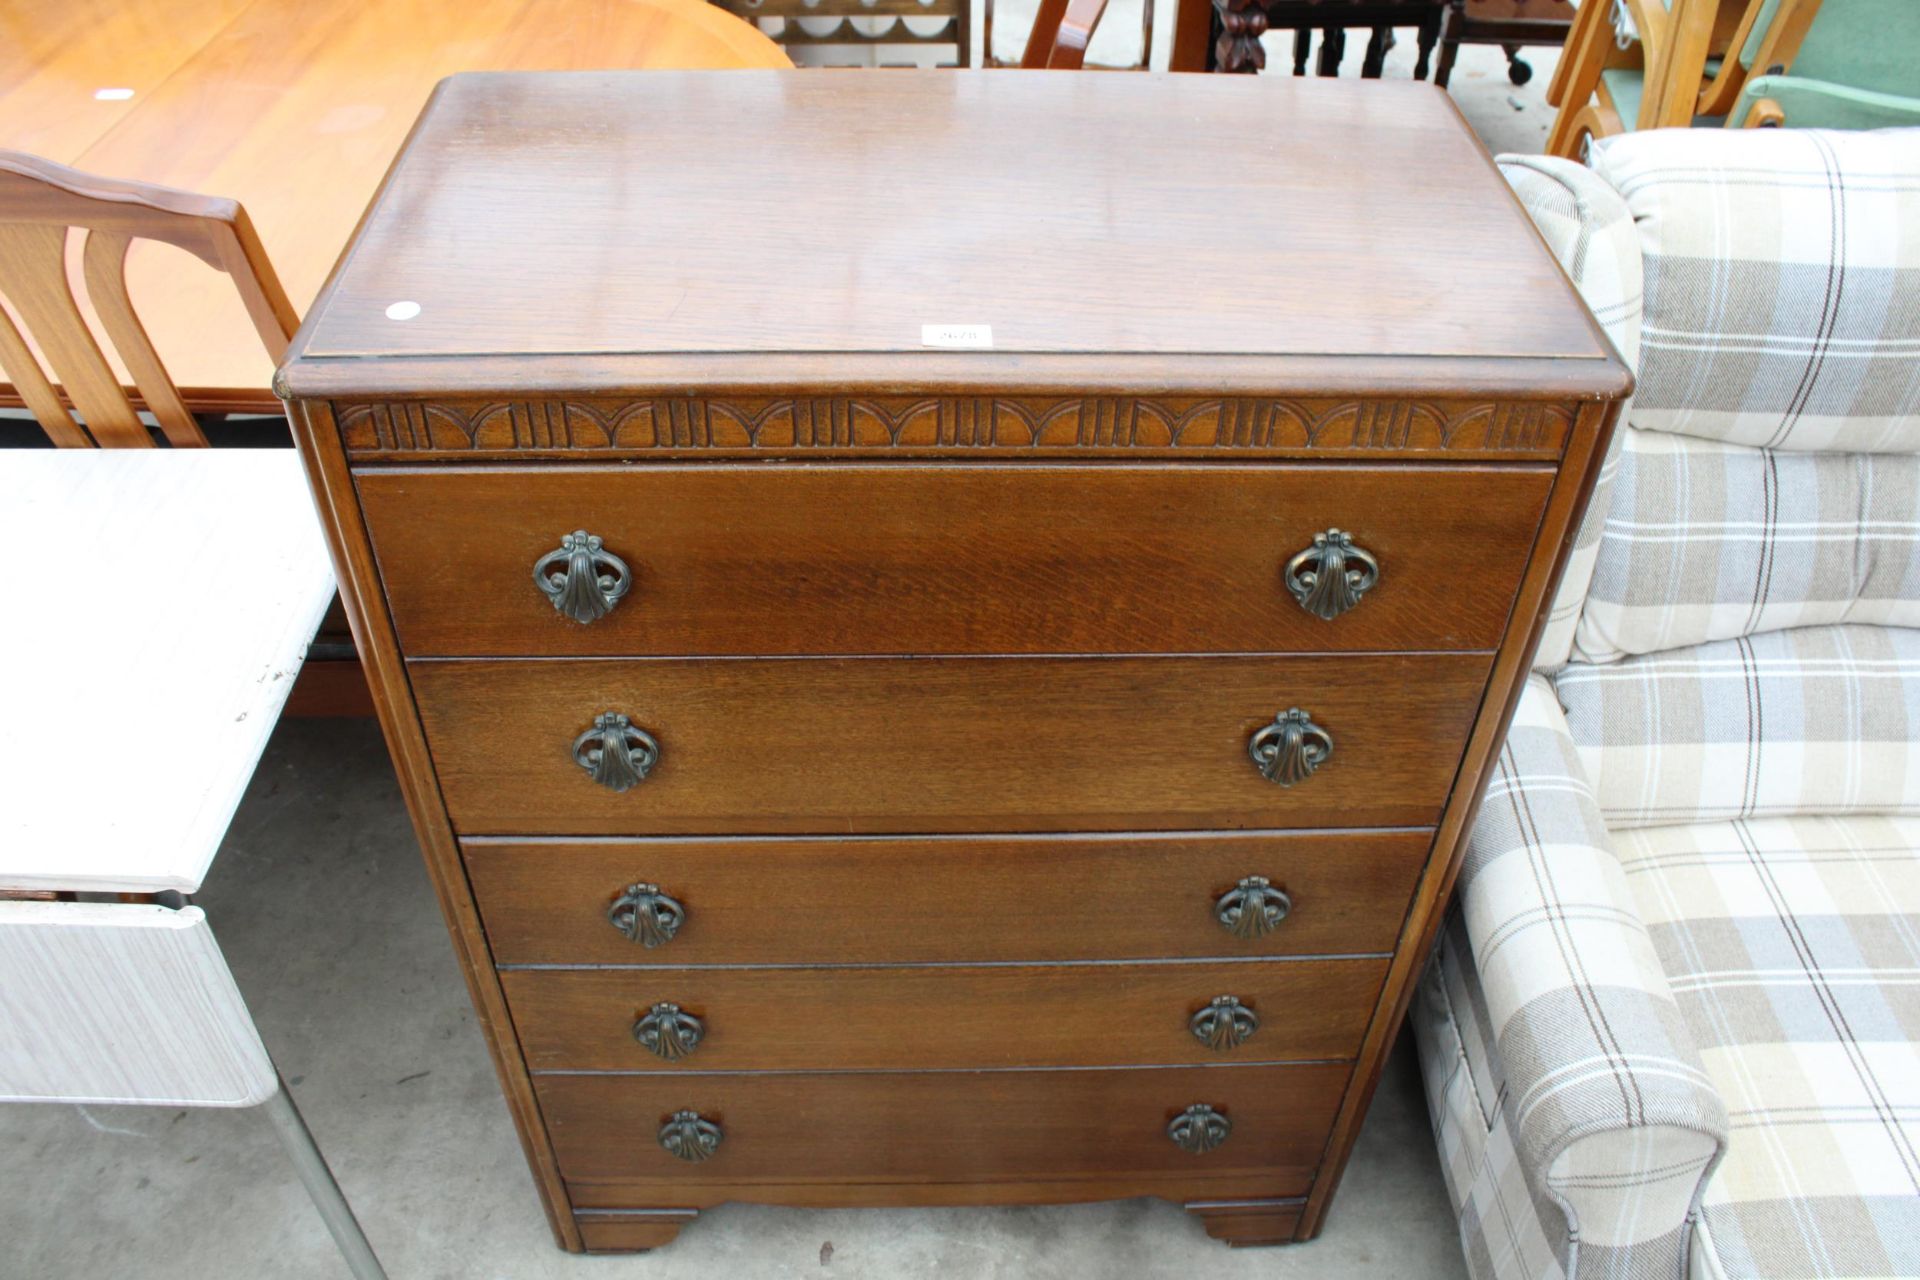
[503,958,1389,1071]
[281,71,1624,399]
[465,830,1433,966]
[0,0,788,411]
[410,654,1491,834]
[536,1061,1352,1188]
[360,462,1549,656]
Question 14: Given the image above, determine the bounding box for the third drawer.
[465,829,1432,965]
[503,957,1389,1071]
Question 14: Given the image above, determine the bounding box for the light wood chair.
[1728,0,1920,128]
[1543,0,1840,156]
[1546,0,1723,155]
[0,149,297,447]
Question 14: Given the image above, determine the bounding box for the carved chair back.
[0,150,297,447]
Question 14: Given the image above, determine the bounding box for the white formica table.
[0,450,382,1277]
[0,450,334,892]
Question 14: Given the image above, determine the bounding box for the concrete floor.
[0,29,1562,1280]
[1,714,1468,1280]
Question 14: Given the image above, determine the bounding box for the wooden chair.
[0,149,297,447]
[1433,0,1578,89]
[1544,0,1840,156]
[1016,0,1119,67]
[1728,0,1920,127]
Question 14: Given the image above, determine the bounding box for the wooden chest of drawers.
[279,70,1628,1253]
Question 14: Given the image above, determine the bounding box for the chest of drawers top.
[278,70,1627,439]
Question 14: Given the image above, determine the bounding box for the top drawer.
[357,464,1549,657]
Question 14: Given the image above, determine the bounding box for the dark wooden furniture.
[1435,0,1577,88]
[1168,0,1567,80]
[1172,0,1445,76]
[278,70,1629,1254]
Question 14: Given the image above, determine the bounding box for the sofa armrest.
[1455,676,1728,1274]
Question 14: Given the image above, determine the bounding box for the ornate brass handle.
[1189,995,1260,1050]
[573,712,660,792]
[1285,528,1378,620]
[1167,1103,1232,1154]
[607,882,686,948]
[1215,875,1291,939]
[658,1109,723,1162]
[1248,707,1332,786]
[535,529,631,623]
[633,1002,705,1061]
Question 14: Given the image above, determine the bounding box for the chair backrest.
[1018,0,1114,68]
[0,151,297,447]
[1732,0,1920,125]
[1508,128,1920,829]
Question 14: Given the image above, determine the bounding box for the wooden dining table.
[0,0,791,413]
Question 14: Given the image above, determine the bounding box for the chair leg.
[262,1072,388,1280]
[1316,24,1346,75]
[1413,8,1440,79]
[1432,1,1463,87]
[1502,42,1533,84]
[1293,28,1311,75]
[1361,25,1393,77]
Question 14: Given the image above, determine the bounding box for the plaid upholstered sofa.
[1412,127,1920,1280]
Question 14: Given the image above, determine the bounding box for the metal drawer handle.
[633,1002,705,1061]
[608,882,686,948]
[1215,875,1291,940]
[658,1110,723,1163]
[1285,528,1378,621]
[1189,995,1260,1051]
[573,712,660,793]
[1248,707,1332,786]
[535,529,631,623]
[1167,1103,1232,1154]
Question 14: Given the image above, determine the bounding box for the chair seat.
[1599,66,1645,130]
[0,451,334,894]
[1614,814,1920,1277]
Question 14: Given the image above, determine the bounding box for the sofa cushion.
[1588,127,1920,453]
[1556,624,1920,828]
[1613,814,1920,1278]
[1575,431,1920,661]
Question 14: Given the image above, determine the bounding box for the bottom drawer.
[538,1062,1349,1193]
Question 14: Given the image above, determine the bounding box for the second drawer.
[504,958,1389,1072]
[413,653,1490,834]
